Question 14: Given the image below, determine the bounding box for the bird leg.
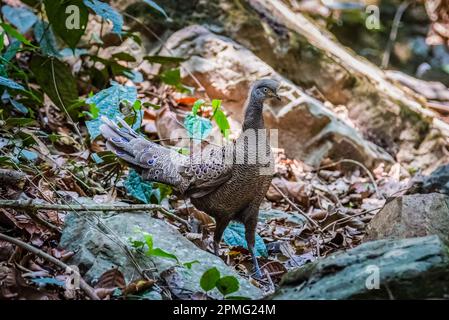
[213,217,230,256]
[249,245,262,279]
[244,218,263,279]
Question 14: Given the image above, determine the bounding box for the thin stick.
[321,206,382,232]
[26,209,61,233]
[50,59,85,148]
[318,159,381,198]
[0,232,100,300]
[381,1,412,69]
[270,183,321,229]
[0,200,190,228]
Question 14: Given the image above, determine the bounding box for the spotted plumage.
[100,79,280,277]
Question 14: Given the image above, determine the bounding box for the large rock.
[59,200,263,299]
[120,0,449,172]
[409,163,449,196]
[160,25,393,169]
[270,235,449,299]
[365,193,449,245]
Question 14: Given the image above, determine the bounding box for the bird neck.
[242,95,264,131]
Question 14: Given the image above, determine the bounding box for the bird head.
[251,79,281,102]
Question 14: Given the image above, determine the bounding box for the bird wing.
[181,144,234,198]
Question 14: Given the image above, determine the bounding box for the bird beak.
[274,92,281,101]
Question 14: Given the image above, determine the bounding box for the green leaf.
[160,68,193,93]
[200,267,220,292]
[184,114,212,141]
[123,70,143,83]
[152,182,172,203]
[160,68,181,86]
[212,99,230,138]
[19,149,38,162]
[83,0,123,34]
[31,277,65,287]
[142,102,161,110]
[192,99,204,115]
[1,5,38,34]
[144,55,186,64]
[132,100,142,112]
[44,0,89,49]
[223,222,268,258]
[3,40,21,62]
[143,233,153,251]
[148,248,179,262]
[33,20,61,56]
[124,169,155,204]
[0,23,33,46]
[3,89,28,113]
[5,117,35,126]
[142,0,168,19]
[10,99,28,114]
[112,52,136,62]
[124,170,172,204]
[183,260,200,270]
[129,239,145,249]
[59,48,88,57]
[87,103,100,119]
[0,76,25,91]
[84,82,137,140]
[91,153,104,164]
[124,169,171,204]
[216,276,239,296]
[30,56,78,117]
[0,156,14,165]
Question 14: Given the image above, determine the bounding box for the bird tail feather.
[99,116,188,191]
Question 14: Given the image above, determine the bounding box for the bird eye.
[263,88,268,92]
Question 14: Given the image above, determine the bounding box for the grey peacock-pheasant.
[100,79,280,277]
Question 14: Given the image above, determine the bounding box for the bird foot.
[251,251,264,279]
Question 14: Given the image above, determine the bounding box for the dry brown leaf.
[95,268,126,291]
[123,279,156,296]
[0,263,18,299]
[0,240,15,261]
[260,260,287,279]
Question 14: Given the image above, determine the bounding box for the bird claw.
[251,249,264,279]
[253,267,263,280]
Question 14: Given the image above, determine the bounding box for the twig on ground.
[0,232,100,300]
[318,159,381,199]
[0,200,190,228]
[270,182,321,229]
[321,206,383,232]
[26,209,62,233]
